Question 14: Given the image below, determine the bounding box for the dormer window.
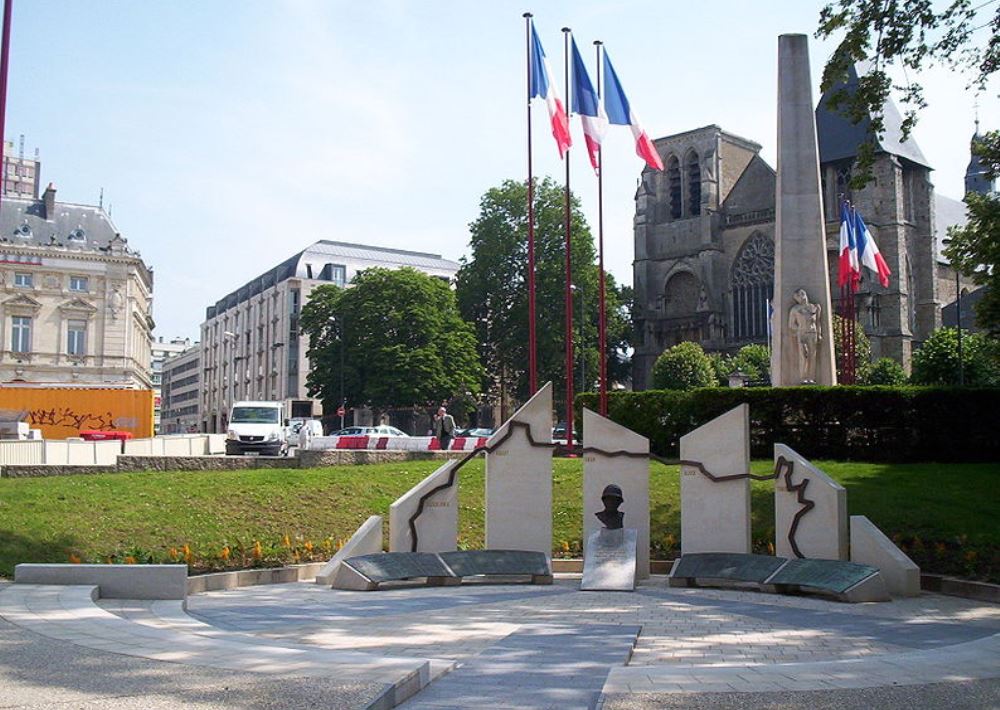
[68,228,86,242]
[14,222,31,239]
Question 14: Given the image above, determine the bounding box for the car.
[332,426,370,436]
[331,425,410,437]
[458,427,494,438]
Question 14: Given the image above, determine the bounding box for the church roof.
[815,63,931,169]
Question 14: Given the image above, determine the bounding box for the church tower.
[965,122,996,195]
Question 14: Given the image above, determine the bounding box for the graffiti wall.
[0,387,154,439]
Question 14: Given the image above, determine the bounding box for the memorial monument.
[581,485,638,592]
[771,34,837,386]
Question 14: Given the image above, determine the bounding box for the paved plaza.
[0,576,999,708]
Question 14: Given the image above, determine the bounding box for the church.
[631,65,983,390]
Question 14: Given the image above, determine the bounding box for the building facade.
[200,240,459,433]
[3,137,40,199]
[160,344,200,434]
[151,336,193,432]
[0,184,153,388]
[632,66,961,388]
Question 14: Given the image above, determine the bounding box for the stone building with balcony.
[0,184,153,388]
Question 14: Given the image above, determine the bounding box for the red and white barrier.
[307,435,489,452]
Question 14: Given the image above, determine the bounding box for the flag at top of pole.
[570,37,607,173]
[529,21,572,158]
[837,201,860,288]
[854,210,891,288]
[601,50,663,171]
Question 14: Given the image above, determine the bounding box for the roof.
[934,192,967,262]
[0,195,126,252]
[815,63,931,169]
[206,240,461,319]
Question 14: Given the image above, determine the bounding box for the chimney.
[42,183,56,219]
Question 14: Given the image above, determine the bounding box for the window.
[868,294,881,329]
[731,232,775,342]
[667,156,682,219]
[11,316,31,353]
[69,276,89,292]
[687,151,701,216]
[68,228,86,242]
[67,319,87,356]
[320,263,347,286]
[14,272,32,288]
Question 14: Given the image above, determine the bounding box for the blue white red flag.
[601,50,663,171]
[570,38,607,173]
[854,210,891,288]
[837,201,860,288]
[529,22,572,159]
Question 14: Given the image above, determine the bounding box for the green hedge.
[578,386,1000,463]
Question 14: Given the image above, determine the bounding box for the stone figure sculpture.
[787,288,822,383]
[595,484,624,530]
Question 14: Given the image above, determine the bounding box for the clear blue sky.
[6,1,996,340]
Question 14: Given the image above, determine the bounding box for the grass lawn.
[0,459,997,581]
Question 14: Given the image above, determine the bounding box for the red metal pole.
[594,40,608,416]
[562,27,574,448]
[523,13,538,396]
[0,0,13,209]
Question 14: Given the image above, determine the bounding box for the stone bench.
[668,553,889,602]
[334,550,553,591]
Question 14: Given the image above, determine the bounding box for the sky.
[5,1,997,341]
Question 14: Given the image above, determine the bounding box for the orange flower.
[124,556,136,565]
[283,534,291,548]
[304,541,313,553]
[68,553,82,564]
[168,548,179,561]
[220,546,231,561]
[253,541,262,559]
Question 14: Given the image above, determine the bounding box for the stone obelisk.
[771,34,837,386]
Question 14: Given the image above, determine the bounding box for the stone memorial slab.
[337,552,457,590]
[850,515,920,597]
[765,558,888,601]
[582,408,650,579]
[439,550,552,583]
[770,34,837,386]
[774,444,847,560]
[485,382,553,557]
[315,515,383,586]
[389,460,459,553]
[679,405,751,555]
[581,528,637,592]
[669,553,788,588]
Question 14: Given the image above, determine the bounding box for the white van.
[226,401,287,457]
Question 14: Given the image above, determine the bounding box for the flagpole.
[594,39,608,416]
[0,0,13,211]
[561,26,574,449]
[523,13,538,396]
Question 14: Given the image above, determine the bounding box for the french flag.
[854,210,891,288]
[837,201,860,288]
[570,38,607,173]
[529,22,572,159]
[601,50,663,171]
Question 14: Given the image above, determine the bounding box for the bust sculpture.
[595,484,624,530]
[787,288,822,384]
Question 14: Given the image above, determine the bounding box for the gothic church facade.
[632,69,952,389]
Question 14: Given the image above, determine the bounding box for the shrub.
[911,328,1000,386]
[863,357,907,385]
[651,342,716,390]
[578,386,1000,462]
[730,344,771,384]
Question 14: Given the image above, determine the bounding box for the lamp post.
[329,316,346,428]
[223,331,237,428]
[942,239,964,386]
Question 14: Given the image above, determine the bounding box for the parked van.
[226,401,287,456]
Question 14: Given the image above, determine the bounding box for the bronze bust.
[595,484,624,530]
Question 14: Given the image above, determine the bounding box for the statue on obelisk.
[770,34,837,386]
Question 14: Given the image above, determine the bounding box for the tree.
[817,0,998,186]
[300,267,482,417]
[944,132,1000,335]
[456,178,630,417]
[862,357,907,385]
[707,344,772,386]
[651,342,716,391]
[910,327,1000,386]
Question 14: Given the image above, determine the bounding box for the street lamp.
[329,316,346,428]
[942,239,964,386]
[223,331,237,427]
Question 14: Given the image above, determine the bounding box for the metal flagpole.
[594,39,608,416]
[523,13,538,396]
[561,26,574,449]
[0,0,13,210]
